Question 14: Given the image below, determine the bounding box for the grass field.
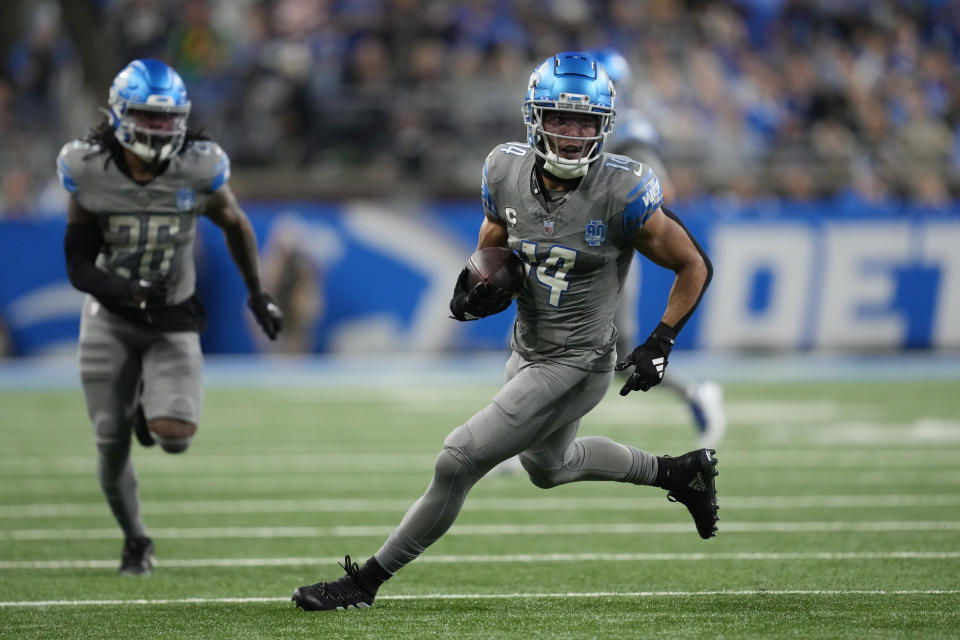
[1,371,960,639]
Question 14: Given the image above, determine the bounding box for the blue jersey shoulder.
[182,140,230,193]
[56,139,102,196]
[599,154,663,236]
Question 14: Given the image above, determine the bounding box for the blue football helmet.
[523,51,616,179]
[589,47,659,147]
[590,47,633,101]
[106,59,191,164]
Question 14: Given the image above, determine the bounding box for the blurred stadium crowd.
[2,0,960,217]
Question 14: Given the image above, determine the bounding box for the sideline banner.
[0,201,956,356]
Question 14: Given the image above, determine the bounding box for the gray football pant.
[374,351,658,574]
[78,296,203,539]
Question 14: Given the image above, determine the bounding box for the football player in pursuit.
[292,51,717,611]
[593,47,726,450]
[59,59,283,575]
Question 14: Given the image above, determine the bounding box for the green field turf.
[1,379,959,639]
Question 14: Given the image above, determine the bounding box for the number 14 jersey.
[481,142,663,371]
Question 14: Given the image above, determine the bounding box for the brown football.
[464,247,526,297]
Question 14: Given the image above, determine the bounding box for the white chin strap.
[129,141,160,163]
[127,138,178,164]
[543,150,590,179]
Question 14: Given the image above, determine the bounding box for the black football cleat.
[662,448,719,539]
[132,404,155,447]
[292,555,376,611]
[118,536,154,575]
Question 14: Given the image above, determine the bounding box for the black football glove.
[131,278,169,309]
[449,268,513,321]
[615,322,677,395]
[248,291,283,340]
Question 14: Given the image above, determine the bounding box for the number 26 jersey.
[57,138,230,309]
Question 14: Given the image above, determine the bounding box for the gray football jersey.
[481,143,663,371]
[57,139,230,306]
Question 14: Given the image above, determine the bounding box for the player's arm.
[451,153,516,321]
[450,216,512,321]
[63,198,166,308]
[203,185,283,339]
[616,205,712,395]
[476,216,508,249]
[632,206,711,329]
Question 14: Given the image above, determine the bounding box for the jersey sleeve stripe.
[210,154,230,192]
[625,167,654,201]
[622,172,663,236]
[57,157,78,195]
[481,159,499,221]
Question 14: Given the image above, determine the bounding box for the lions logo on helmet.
[523,51,616,179]
[107,59,191,165]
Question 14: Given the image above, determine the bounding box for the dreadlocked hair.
[84,120,120,159]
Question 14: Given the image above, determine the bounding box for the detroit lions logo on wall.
[177,187,195,211]
[585,219,606,246]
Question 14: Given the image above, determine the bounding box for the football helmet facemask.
[523,51,616,179]
[107,59,191,164]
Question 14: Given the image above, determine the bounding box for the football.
[464,247,526,297]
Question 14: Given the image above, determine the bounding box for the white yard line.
[2,589,959,608]
[2,551,959,570]
[2,494,959,518]
[4,447,960,475]
[3,520,960,541]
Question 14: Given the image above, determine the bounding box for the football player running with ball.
[291,51,717,611]
[59,59,283,575]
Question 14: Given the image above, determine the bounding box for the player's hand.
[449,268,512,321]
[615,326,676,395]
[248,292,283,340]
[131,279,169,309]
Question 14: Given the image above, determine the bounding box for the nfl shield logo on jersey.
[177,187,195,211]
[543,219,555,235]
[585,219,606,247]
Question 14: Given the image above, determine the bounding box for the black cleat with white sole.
[292,555,376,611]
[118,536,154,575]
[661,448,719,539]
